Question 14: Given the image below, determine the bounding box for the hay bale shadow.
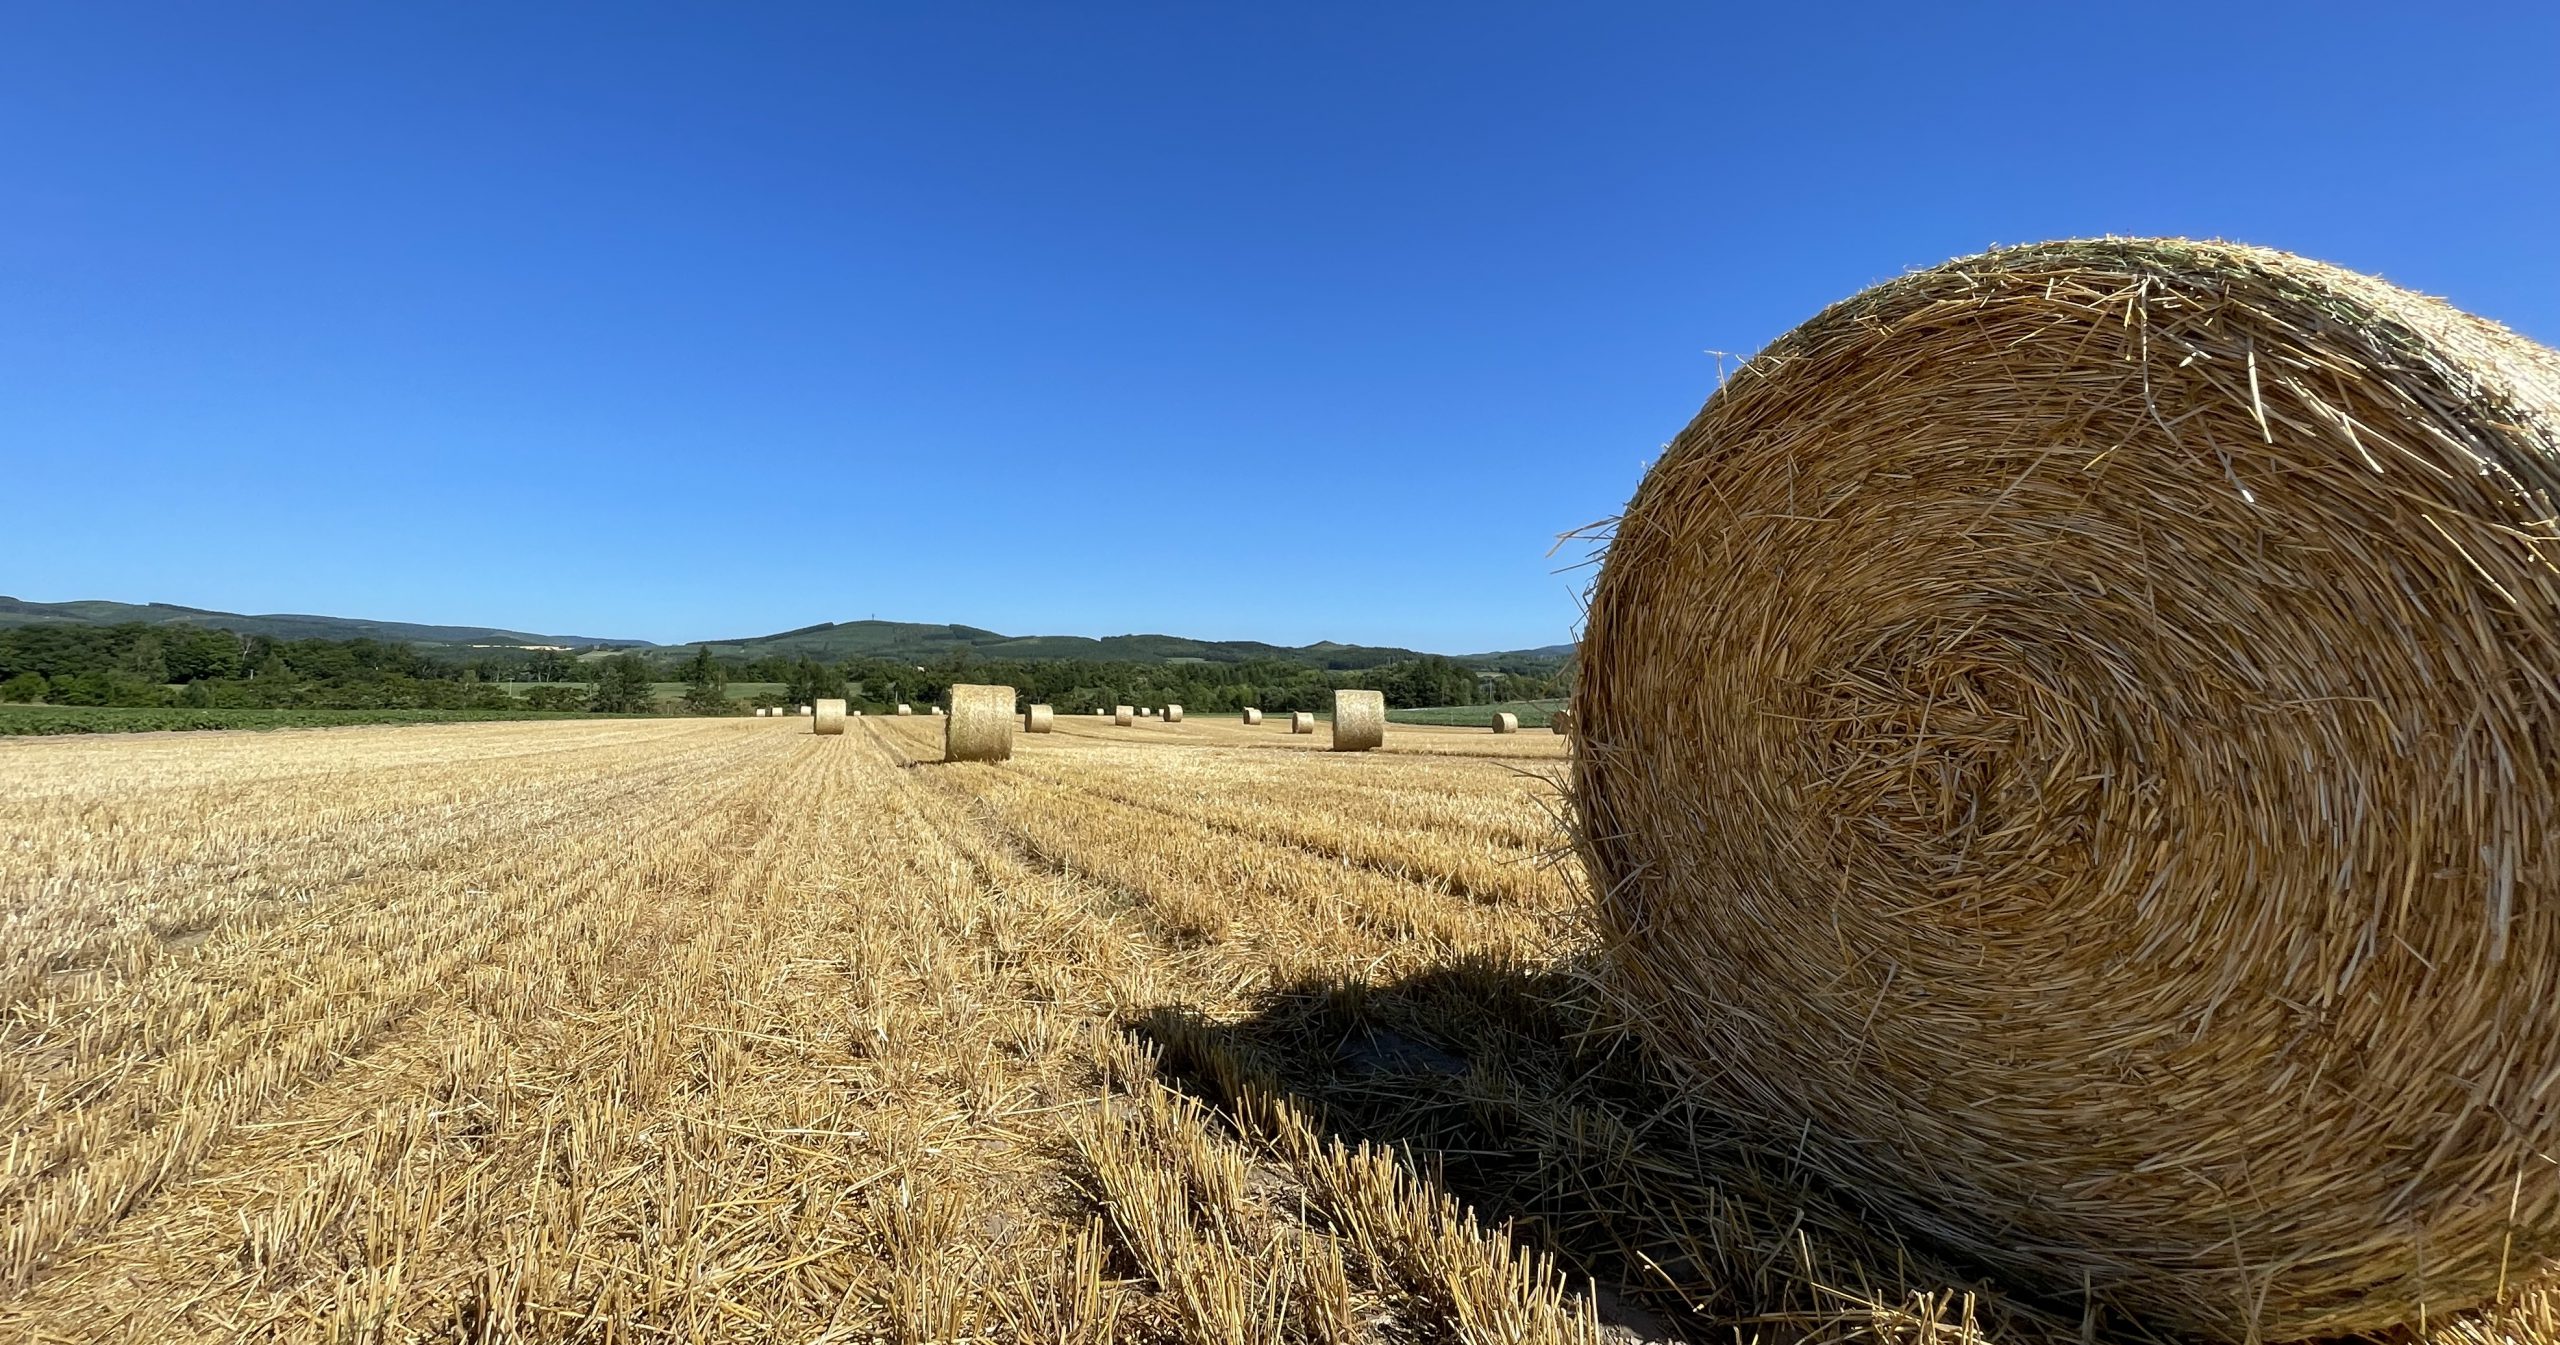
[1130,955,2161,1345]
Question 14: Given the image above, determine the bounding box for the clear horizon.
[5,3,2555,650]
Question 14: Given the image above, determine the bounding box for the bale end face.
[1243,707,1263,725]
[1164,704,1183,723]
[944,684,1014,763]
[1024,704,1055,733]
[1330,690,1386,751]
[811,698,847,735]
[1574,236,2560,1339]
[1289,711,1315,734]
[1113,705,1134,727]
[1490,712,1519,734]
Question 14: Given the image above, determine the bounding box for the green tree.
[680,645,729,714]
[590,654,657,714]
[0,672,45,704]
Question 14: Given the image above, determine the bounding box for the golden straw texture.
[1490,712,1519,734]
[1114,705,1134,727]
[1243,707,1263,725]
[811,699,846,736]
[1573,237,2560,1340]
[1331,691,1385,752]
[1290,711,1315,734]
[944,683,1014,763]
[1024,703,1054,733]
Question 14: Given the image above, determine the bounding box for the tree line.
[0,623,1569,716]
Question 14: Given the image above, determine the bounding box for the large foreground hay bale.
[1489,712,1518,734]
[1025,704,1054,733]
[1289,711,1314,734]
[1330,690,1384,752]
[944,683,1013,763]
[811,698,846,735]
[1242,707,1262,725]
[1573,238,2560,1340]
[1114,704,1134,726]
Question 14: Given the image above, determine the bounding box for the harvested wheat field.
[2,716,2555,1345]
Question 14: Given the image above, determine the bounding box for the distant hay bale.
[1025,704,1054,733]
[1164,704,1183,723]
[944,683,1014,763]
[811,698,846,735]
[1289,711,1314,734]
[1242,707,1263,725]
[1573,237,2560,1340]
[1330,691,1383,752]
[1114,705,1134,726]
[896,704,912,716]
[931,706,944,716]
[1489,712,1518,734]
[1093,709,1107,716]
[852,709,863,716]
[799,705,812,716]
[1550,708,1573,735]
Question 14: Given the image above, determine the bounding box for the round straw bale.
[896,704,912,716]
[1025,704,1054,733]
[1113,704,1134,726]
[1573,237,2560,1339]
[1289,711,1314,734]
[1489,712,1518,734]
[944,683,1014,763]
[811,698,846,735]
[1549,708,1573,735]
[1164,704,1183,723]
[799,705,812,715]
[1329,690,1384,752]
[1242,707,1263,725]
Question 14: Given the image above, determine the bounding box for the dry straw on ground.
[1025,704,1054,733]
[1290,711,1314,734]
[1549,709,1572,735]
[811,699,846,735]
[944,684,1014,763]
[1164,704,1183,723]
[1331,691,1385,752]
[1490,713,1518,734]
[1242,708,1262,725]
[1573,236,2560,1340]
[1114,705,1134,727]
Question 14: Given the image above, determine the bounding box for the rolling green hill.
[1,596,1571,671]
[676,620,1524,670]
[0,595,648,650]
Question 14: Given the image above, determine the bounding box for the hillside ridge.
[0,597,1571,670]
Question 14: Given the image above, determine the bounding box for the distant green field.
[0,706,609,737]
[1386,699,1565,728]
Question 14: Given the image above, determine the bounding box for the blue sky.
[3,4,2554,651]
